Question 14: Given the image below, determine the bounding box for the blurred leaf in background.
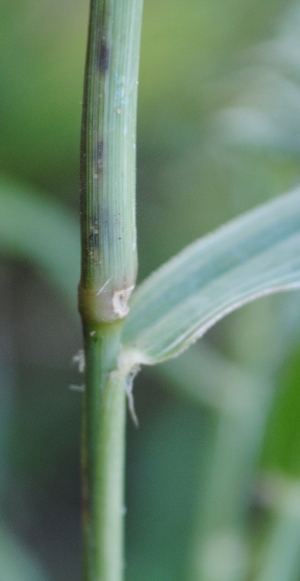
[0,1,85,578]
[0,0,87,198]
[1,1,300,580]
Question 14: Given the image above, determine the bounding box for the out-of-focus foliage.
[1,1,300,580]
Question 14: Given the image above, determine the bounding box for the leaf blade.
[0,177,80,310]
[122,190,300,364]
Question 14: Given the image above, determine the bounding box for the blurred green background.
[1,1,300,580]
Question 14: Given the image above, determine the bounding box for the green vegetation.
[1,1,300,580]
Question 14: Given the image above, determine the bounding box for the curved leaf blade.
[0,178,80,310]
[122,190,300,365]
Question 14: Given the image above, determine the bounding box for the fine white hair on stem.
[69,384,85,392]
[125,365,140,427]
[73,349,85,373]
[97,276,112,295]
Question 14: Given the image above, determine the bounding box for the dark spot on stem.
[95,140,104,172]
[101,205,110,240]
[97,140,103,159]
[88,218,99,252]
[98,38,109,73]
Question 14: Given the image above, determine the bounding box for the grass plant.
[1,2,300,581]
[78,2,300,581]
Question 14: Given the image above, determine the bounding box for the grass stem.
[79,0,143,579]
[82,322,126,581]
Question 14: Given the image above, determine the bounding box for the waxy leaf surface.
[122,190,300,365]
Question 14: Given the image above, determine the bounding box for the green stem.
[82,322,126,581]
[79,0,143,324]
[79,1,143,580]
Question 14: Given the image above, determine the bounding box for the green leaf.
[0,523,50,581]
[122,190,300,365]
[0,177,79,310]
[252,474,300,581]
[263,341,300,478]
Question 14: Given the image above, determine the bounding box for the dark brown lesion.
[98,37,109,73]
